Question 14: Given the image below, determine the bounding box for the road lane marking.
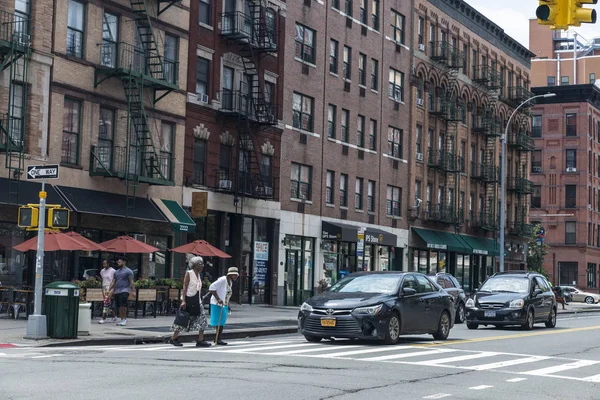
[413,352,499,366]
[216,343,317,353]
[31,354,62,359]
[306,345,415,359]
[506,378,528,382]
[423,394,452,399]
[469,385,493,390]
[363,349,457,362]
[468,356,550,371]
[269,345,363,355]
[521,360,599,376]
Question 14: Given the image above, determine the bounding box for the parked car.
[83,269,100,280]
[298,271,455,345]
[465,271,557,330]
[561,286,600,304]
[427,272,467,323]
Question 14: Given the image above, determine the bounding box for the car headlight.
[300,302,313,312]
[509,299,525,309]
[466,298,475,308]
[353,304,383,315]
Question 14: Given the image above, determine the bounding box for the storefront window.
[0,223,26,286]
[254,218,268,242]
[338,242,356,279]
[302,238,314,298]
[322,240,338,285]
[147,235,169,279]
[463,256,471,291]
[379,247,390,271]
[284,235,314,306]
[242,217,252,252]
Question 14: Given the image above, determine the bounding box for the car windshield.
[479,277,530,293]
[329,274,401,294]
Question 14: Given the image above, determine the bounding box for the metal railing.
[507,86,535,104]
[470,162,499,182]
[429,41,463,68]
[428,150,460,172]
[219,90,278,124]
[0,10,30,46]
[472,211,499,231]
[507,176,534,194]
[473,65,501,88]
[0,113,23,149]
[508,131,535,151]
[211,168,276,200]
[220,12,278,52]
[90,145,173,183]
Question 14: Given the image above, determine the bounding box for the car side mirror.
[402,287,417,296]
[533,288,543,297]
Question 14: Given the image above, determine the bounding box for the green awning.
[412,228,469,253]
[459,235,500,257]
[152,198,196,233]
[480,237,500,257]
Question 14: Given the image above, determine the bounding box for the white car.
[563,286,600,304]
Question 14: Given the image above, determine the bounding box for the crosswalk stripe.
[177,340,297,352]
[363,349,457,362]
[269,345,363,355]
[582,373,600,382]
[216,343,317,353]
[31,354,62,359]
[306,345,415,359]
[468,356,549,371]
[521,360,599,376]
[412,352,498,366]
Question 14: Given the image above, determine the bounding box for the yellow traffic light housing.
[18,206,38,229]
[570,0,597,26]
[536,0,569,29]
[47,208,70,229]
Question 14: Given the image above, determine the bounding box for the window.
[261,155,272,184]
[164,34,178,84]
[193,138,206,185]
[219,144,231,177]
[386,186,401,216]
[372,0,380,30]
[460,141,466,172]
[8,83,24,145]
[566,149,577,170]
[355,177,363,210]
[547,76,556,86]
[358,53,366,86]
[369,119,377,151]
[199,0,211,25]
[159,122,174,179]
[368,180,375,212]
[328,104,337,138]
[343,46,352,80]
[389,68,404,102]
[340,174,348,207]
[292,92,314,131]
[532,115,542,137]
[67,0,85,58]
[332,0,340,9]
[357,115,365,147]
[561,76,569,85]
[264,81,275,109]
[388,126,402,158]
[196,57,209,96]
[265,8,276,46]
[98,108,114,169]
[101,12,118,68]
[341,109,349,142]
[565,185,577,208]
[290,163,312,200]
[591,73,596,84]
[416,125,422,155]
[565,221,576,244]
[417,17,424,45]
[61,97,81,165]
[295,24,315,64]
[532,150,542,172]
[588,263,597,288]
[391,10,405,44]
[559,261,578,284]
[371,58,379,90]
[326,171,334,204]
[345,0,353,16]
[566,113,577,136]
[329,39,339,74]
[359,0,367,23]
[532,185,541,209]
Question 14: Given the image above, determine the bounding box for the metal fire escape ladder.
[130,0,166,81]
[445,44,461,228]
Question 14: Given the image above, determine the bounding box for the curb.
[40,326,298,348]
[558,308,600,316]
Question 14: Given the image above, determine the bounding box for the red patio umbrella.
[170,240,231,258]
[99,235,160,254]
[64,231,106,252]
[14,231,96,252]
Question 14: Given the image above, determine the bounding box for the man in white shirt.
[99,259,116,324]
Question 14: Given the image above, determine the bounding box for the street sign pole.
[25,179,49,339]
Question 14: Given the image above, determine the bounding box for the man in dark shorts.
[109,255,135,326]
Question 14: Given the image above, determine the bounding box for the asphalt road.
[3,314,600,400]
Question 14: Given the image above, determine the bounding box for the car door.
[398,274,427,333]
[415,274,441,332]
[532,277,548,321]
[541,277,556,312]
[571,288,584,302]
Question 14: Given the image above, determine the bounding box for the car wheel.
[466,322,478,330]
[432,311,451,340]
[585,296,595,304]
[455,302,466,323]
[304,335,322,343]
[521,309,534,330]
[545,307,557,328]
[383,313,401,345]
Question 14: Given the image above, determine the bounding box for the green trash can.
[43,281,80,339]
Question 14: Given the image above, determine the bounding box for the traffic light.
[18,206,38,229]
[536,0,569,29]
[569,0,597,27]
[47,208,70,229]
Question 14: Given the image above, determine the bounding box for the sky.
[465,0,600,49]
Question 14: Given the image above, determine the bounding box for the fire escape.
[426,41,463,226]
[92,0,179,215]
[216,1,279,201]
[507,120,535,237]
[0,9,30,203]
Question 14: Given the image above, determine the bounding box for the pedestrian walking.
[99,260,116,324]
[209,267,239,345]
[109,255,135,326]
[554,286,567,310]
[169,256,211,347]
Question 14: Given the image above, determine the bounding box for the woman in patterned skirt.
[169,256,211,347]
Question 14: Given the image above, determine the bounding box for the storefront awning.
[152,198,196,233]
[0,178,69,208]
[321,221,398,247]
[364,227,397,247]
[55,186,168,222]
[412,228,469,253]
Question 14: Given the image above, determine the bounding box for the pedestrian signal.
[18,206,38,229]
[47,208,70,229]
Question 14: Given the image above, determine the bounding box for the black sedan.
[298,271,455,344]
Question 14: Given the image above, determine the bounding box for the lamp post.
[499,92,556,272]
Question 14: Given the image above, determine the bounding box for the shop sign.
[357,226,366,257]
[427,243,447,250]
[254,241,269,290]
[365,233,385,244]
[322,230,342,240]
[191,192,208,217]
[473,249,488,255]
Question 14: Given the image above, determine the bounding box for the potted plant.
[135,278,157,302]
[169,278,183,300]
[75,277,103,302]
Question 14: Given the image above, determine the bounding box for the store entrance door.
[284,249,300,306]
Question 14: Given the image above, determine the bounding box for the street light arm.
[503,94,552,141]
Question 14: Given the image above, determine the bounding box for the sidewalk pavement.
[0,304,300,348]
[1,302,598,348]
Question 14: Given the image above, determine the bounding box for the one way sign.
[26,164,59,180]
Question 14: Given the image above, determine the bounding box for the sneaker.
[170,338,183,347]
[196,340,211,347]
[111,318,118,323]
[98,319,105,324]
[117,320,127,326]
[215,340,228,346]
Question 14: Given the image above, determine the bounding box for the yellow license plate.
[321,318,336,327]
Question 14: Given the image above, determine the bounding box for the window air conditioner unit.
[589,204,593,211]
[219,179,232,190]
[418,44,425,51]
[197,93,209,103]
[566,167,577,172]
[417,98,423,106]
[416,152,423,161]
[533,166,542,173]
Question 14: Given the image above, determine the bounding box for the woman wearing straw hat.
[209,267,239,345]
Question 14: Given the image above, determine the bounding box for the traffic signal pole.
[25,179,48,340]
